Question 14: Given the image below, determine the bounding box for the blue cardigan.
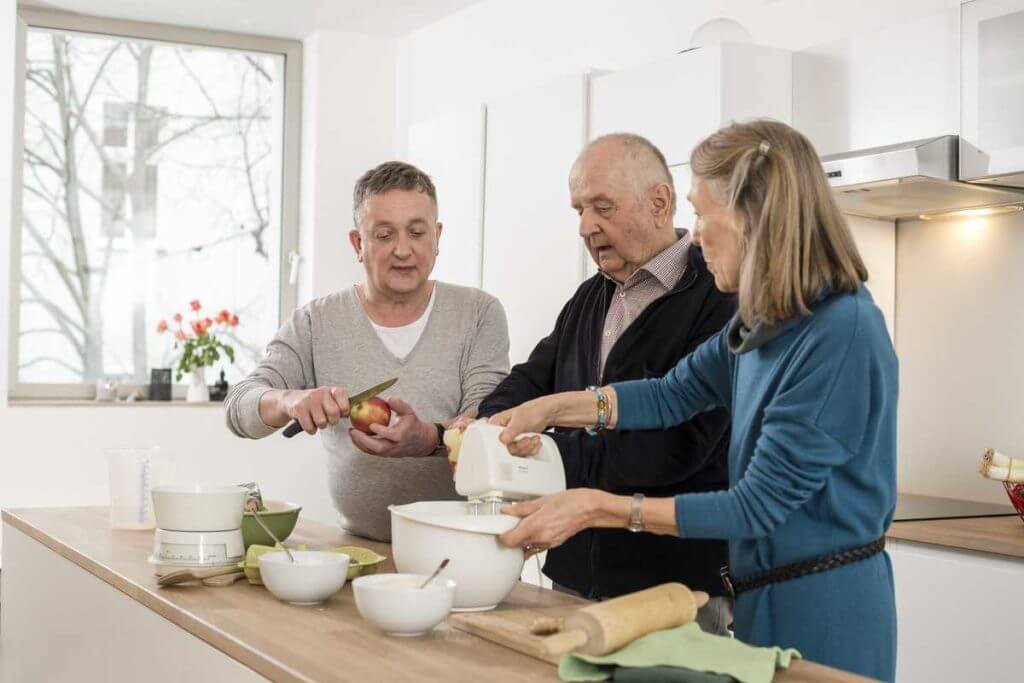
[614,287,898,682]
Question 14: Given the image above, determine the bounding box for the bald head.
[569,133,680,283]
[571,133,676,216]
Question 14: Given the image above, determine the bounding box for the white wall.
[0,19,398,559]
[299,30,398,302]
[896,212,1024,504]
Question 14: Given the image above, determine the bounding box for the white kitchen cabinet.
[407,106,487,288]
[482,74,589,365]
[960,0,1024,187]
[589,43,792,167]
[793,9,959,158]
[888,538,1023,682]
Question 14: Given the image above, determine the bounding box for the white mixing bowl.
[259,551,350,605]
[389,501,524,611]
[353,573,456,636]
[151,484,247,532]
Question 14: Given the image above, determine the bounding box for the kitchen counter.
[887,512,1024,559]
[0,507,872,682]
[884,511,1024,681]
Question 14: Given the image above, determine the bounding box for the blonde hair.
[690,119,867,326]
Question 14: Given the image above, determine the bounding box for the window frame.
[8,8,302,400]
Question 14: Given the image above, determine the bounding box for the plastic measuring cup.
[105,447,172,529]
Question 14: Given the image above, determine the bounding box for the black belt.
[720,536,885,598]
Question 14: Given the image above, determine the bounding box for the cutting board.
[448,606,575,665]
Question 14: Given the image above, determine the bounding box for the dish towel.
[559,623,800,683]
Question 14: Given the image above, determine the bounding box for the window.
[10,10,301,399]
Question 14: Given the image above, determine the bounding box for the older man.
[226,161,509,541]
[475,134,735,631]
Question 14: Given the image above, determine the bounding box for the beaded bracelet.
[585,385,608,435]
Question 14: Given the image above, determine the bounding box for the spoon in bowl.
[249,507,295,563]
[419,558,450,589]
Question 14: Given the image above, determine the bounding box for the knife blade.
[282,377,398,438]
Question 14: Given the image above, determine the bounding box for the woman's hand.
[498,490,607,556]
[488,397,557,456]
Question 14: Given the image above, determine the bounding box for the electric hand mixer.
[451,422,567,514]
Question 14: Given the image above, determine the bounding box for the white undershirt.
[368,288,436,360]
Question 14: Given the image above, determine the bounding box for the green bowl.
[241,500,301,549]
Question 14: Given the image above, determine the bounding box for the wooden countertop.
[887,514,1024,559]
[1,507,870,683]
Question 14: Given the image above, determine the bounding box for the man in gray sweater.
[225,162,510,541]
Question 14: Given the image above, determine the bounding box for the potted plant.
[156,299,239,402]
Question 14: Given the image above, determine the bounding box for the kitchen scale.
[148,527,244,570]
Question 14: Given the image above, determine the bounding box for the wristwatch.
[434,422,446,453]
[627,493,645,532]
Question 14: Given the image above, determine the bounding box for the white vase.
[186,367,210,403]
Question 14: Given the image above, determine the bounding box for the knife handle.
[282,419,304,438]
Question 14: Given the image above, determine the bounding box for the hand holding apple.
[349,397,438,458]
[349,397,392,435]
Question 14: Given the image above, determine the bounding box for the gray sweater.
[225,282,510,540]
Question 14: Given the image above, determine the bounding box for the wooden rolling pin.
[539,582,709,657]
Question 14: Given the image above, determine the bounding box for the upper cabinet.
[960,0,1024,188]
[589,43,792,168]
[482,74,589,365]
[407,106,487,288]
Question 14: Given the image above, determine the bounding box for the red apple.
[350,397,391,435]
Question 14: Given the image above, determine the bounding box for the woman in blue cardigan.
[491,119,898,682]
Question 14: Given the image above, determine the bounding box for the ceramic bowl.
[151,484,247,532]
[241,500,302,548]
[352,573,456,636]
[259,550,350,605]
[389,501,523,611]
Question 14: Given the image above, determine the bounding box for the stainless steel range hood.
[820,135,1024,220]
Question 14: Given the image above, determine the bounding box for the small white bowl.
[151,484,247,532]
[352,573,456,637]
[259,551,350,605]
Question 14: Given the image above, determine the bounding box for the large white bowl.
[259,551,350,605]
[352,573,455,636]
[389,501,524,611]
[151,484,247,532]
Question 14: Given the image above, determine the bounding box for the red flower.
[155,320,168,334]
[190,320,205,336]
[173,312,183,323]
[216,309,230,324]
[173,330,187,341]
[229,314,239,327]
[189,299,201,312]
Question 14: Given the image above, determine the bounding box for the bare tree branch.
[71,43,122,132]
[18,355,83,376]
[25,148,65,178]
[174,48,221,116]
[245,55,272,83]
[23,213,87,319]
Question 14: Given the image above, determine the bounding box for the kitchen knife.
[282,377,398,438]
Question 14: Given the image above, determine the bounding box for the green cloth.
[559,624,800,683]
[613,666,734,682]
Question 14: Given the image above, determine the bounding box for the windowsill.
[7,399,225,407]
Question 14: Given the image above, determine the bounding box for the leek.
[978,448,1024,482]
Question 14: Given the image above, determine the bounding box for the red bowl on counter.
[1004,482,1024,523]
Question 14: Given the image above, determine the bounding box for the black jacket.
[477,246,735,598]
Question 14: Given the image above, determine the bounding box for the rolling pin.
[540,582,709,657]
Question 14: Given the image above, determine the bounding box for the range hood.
[820,135,1024,220]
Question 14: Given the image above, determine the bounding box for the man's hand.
[262,387,350,435]
[350,397,438,458]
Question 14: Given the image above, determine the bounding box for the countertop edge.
[1,508,311,683]
[886,516,1024,560]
